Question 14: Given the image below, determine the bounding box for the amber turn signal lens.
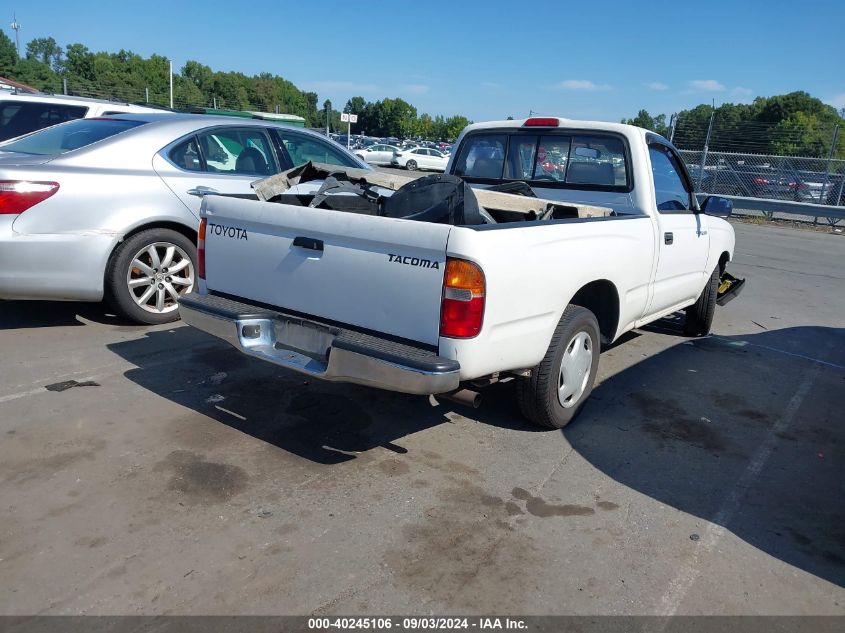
[444,258,485,296]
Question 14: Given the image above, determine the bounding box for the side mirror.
[701,195,733,217]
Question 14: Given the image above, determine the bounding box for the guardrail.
[696,194,845,225]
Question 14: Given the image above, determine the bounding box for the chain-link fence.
[671,114,844,208]
[678,150,845,207]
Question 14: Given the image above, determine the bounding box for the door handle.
[187,186,219,197]
[664,232,674,245]
[293,236,324,252]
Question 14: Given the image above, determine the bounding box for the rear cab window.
[453,130,630,190]
[0,101,89,142]
[0,117,146,155]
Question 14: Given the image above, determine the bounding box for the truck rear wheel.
[517,305,600,429]
[684,268,718,336]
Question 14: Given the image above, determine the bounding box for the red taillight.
[197,218,207,279]
[440,258,485,338]
[524,117,560,127]
[753,177,769,185]
[0,181,59,215]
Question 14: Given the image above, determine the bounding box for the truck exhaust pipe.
[436,388,482,409]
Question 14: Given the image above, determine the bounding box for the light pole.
[9,14,21,57]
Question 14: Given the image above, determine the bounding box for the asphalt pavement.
[0,222,843,615]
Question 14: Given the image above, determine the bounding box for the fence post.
[835,163,845,207]
[697,111,716,190]
[819,124,839,204]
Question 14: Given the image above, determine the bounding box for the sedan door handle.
[187,186,219,197]
[664,232,674,245]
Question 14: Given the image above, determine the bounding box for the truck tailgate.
[202,195,452,346]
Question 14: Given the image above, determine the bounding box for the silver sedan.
[0,113,368,324]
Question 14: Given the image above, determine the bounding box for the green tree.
[11,57,60,92]
[344,96,366,114]
[25,37,62,70]
[0,31,19,76]
[622,109,668,136]
[444,115,471,141]
[61,43,95,81]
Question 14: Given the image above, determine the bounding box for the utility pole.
[169,60,174,109]
[668,113,677,143]
[9,14,21,57]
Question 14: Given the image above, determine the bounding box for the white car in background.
[0,92,163,142]
[391,146,449,171]
[354,143,400,166]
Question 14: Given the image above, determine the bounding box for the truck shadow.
[108,324,844,588]
[567,324,845,589]
[107,327,537,466]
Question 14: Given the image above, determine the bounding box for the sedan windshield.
[0,118,146,156]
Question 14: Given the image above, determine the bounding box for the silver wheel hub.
[127,241,195,314]
[558,330,593,408]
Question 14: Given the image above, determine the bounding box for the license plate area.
[272,317,338,361]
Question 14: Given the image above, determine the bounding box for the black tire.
[105,228,197,325]
[517,305,601,429]
[406,159,418,171]
[684,267,719,336]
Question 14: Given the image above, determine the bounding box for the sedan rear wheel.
[105,228,196,325]
[406,159,418,171]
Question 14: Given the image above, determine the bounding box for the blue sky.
[7,0,845,121]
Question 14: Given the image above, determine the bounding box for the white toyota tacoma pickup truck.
[178,117,744,428]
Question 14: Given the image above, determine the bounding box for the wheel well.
[569,280,620,345]
[718,251,730,274]
[121,221,198,246]
[104,221,198,281]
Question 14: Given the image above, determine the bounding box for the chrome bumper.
[178,293,460,395]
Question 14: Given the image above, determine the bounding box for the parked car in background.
[788,171,842,203]
[0,113,368,324]
[0,92,163,142]
[354,143,400,166]
[691,164,792,199]
[392,147,449,171]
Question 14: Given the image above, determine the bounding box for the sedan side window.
[196,128,277,176]
[278,131,360,168]
[168,136,203,172]
[649,144,692,212]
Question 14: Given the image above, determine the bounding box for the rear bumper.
[0,217,113,301]
[178,292,461,395]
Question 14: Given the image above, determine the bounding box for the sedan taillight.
[0,181,60,215]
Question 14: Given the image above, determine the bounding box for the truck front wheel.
[684,268,718,336]
[517,305,601,429]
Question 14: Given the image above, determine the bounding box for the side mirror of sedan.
[700,195,733,217]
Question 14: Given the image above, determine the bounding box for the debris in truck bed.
[251,161,614,224]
